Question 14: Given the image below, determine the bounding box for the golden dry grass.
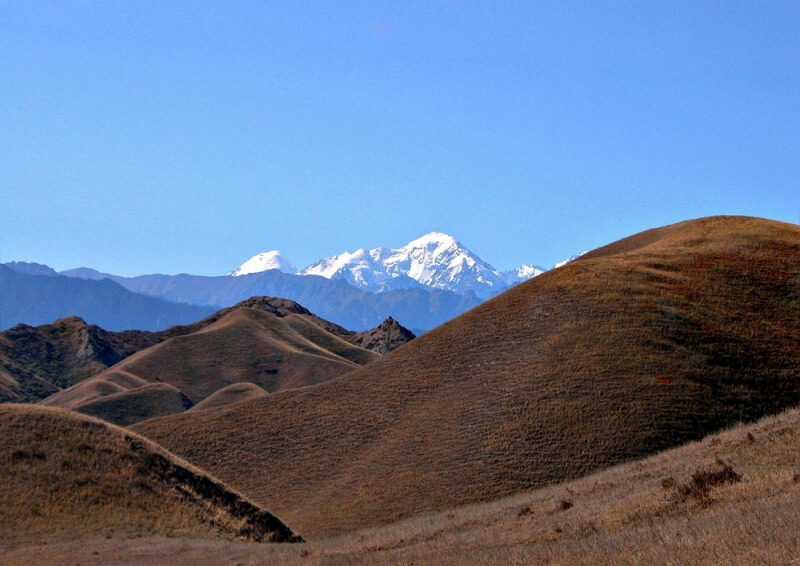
[0,403,300,551]
[133,216,800,539]
[6,405,800,565]
[42,306,379,424]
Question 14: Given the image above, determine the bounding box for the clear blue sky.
[1,1,797,276]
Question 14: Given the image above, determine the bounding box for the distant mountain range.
[51,267,481,333]
[230,232,547,299]
[3,233,577,333]
[0,264,214,332]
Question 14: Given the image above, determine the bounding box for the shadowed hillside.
[0,404,301,546]
[43,306,380,424]
[133,216,800,539]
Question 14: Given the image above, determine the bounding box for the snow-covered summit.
[230,251,298,276]
[374,232,506,298]
[231,232,549,298]
[301,232,529,298]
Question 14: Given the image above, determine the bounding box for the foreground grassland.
[4,405,800,564]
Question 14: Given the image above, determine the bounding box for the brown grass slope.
[2,296,397,405]
[133,216,800,539]
[42,307,378,424]
[0,403,301,549]
[8,404,800,565]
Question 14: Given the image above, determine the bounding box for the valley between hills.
[1,215,799,565]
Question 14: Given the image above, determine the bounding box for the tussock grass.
[134,216,800,539]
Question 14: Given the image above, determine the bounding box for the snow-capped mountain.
[301,248,423,292]
[301,232,541,299]
[230,232,547,298]
[230,251,297,276]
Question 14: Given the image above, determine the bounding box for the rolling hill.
[132,216,800,539]
[2,296,413,405]
[42,303,382,424]
[0,403,300,547]
[0,317,165,404]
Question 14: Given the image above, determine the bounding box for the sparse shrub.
[675,461,741,503]
[661,476,676,489]
[517,505,532,517]
[558,499,573,511]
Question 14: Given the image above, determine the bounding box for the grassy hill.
[0,317,163,404]
[42,306,380,424]
[0,403,300,548]
[2,296,410,405]
[133,216,800,539]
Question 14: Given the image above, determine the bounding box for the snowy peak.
[233,233,549,298]
[403,231,459,251]
[378,233,505,297]
[301,232,520,299]
[302,247,422,293]
[230,251,297,276]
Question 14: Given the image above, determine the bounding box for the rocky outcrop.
[347,317,416,355]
